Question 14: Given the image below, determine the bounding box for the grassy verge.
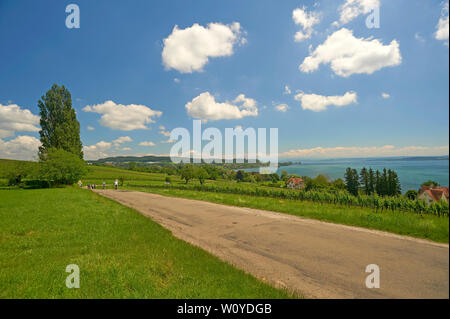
[126,185,449,244]
[0,188,293,298]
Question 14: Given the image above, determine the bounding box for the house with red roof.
[286,177,305,190]
[418,186,449,204]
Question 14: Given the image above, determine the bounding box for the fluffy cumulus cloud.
[162,22,245,73]
[281,145,449,158]
[381,92,390,99]
[0,103,40,138]
[274,104,289,112]
[139,141,156,147]
[300,28,401,77]
[159,125,171,137]
[294,91,357,112]
[292,6,321,42]
[284,85,292,95]
[185,92,258,121]
[83,141,112,160]
[113,136,132,147]
[435,2,449,42]
[0,135,41,161]
[83,100,162,131]
[337,0,380,25]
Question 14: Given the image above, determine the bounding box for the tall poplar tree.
[368,168,375,195]
[360,167,369,195]
[38,84,83,159]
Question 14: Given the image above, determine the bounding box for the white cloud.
[281,145,449,158]
[284,85,292,95]
[294,91,357,112]
[292,6,321,42]
[174,78,180,83]
[0,135,41,161]
[121,147,132,151]
[185,92,258,121]
[162,139,176,144]
[381,92,390,99]
[274,104,289,112]
[83,100,162,131]
[83,141,112,160]
[414,33,425,43]
[0,104,40,138]
[435,2,449,42]
[162,22,245,73]
[139,141,156,147]
[159,126,171,137]
[300,28,401,77]
[87,126,95,131]
[338,0,380,25]
[113,136,132,148]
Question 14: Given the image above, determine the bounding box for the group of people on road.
[78,179,119,190]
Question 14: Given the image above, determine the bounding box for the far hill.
[91,155,172,164]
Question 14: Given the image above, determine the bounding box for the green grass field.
[0,188,292,298]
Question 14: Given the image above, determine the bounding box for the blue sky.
[0,0,448,160]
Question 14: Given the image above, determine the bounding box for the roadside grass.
[0,188,293,298]
[126,185,449,244]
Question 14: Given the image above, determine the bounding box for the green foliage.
[195,167,209,184]
[38,84,83,159]
[331,178,346,190]
[405,190,418,200]
[180,165,196,184]
[421,180,440,188]
[345,168,360,196]
[40,148,87,186]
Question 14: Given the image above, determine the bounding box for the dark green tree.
[381,168,388,196]
[345,168,360,196]
[180,165,196,184]
[195,167,209,184]
[368,168,375,195]
[375,170,382,195]
[390,170,402,196]
[331,178,346,190]
[359,167,369,195]
[38,84,83,159]
[405,190,418,200]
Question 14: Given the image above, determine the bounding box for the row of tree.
[345,167,402,197]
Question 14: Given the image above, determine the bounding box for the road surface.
[94,189,449,299]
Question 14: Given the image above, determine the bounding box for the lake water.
[244,157,449,192]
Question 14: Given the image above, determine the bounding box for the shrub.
[40,148,88,186]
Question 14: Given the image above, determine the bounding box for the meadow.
[0,188,292,298]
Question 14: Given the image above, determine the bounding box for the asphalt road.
[95,189,449,299]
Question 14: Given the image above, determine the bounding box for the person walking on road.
[114,179,118,190]
[102,181,106,189]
